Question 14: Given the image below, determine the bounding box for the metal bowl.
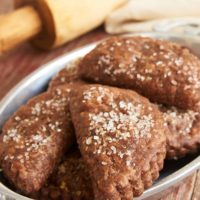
[0,33,200,200]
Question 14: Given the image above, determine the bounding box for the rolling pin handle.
[0,6,42,54]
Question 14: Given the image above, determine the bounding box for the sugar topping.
[2,87,70,163]
[50,58,81,88]
[161,105,198,136]
[82,86,154,166]
[94,37,200,90]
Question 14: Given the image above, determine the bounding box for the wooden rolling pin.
[0,0,126,53]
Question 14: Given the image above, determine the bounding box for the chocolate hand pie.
[49,59,83,90]
[79,36,200,111]
[70,84,166,200]
[159,105,200,159]
[33,150,93,200]
[0,85,75,194]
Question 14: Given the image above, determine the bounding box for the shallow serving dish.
[0,32,200,200]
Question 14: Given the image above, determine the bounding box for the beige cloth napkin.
[105,0,200,34]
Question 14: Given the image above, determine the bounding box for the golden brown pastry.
[70,84,166,200]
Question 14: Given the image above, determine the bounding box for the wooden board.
[0,1,199,200]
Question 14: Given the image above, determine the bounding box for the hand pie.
[70,84,166,200]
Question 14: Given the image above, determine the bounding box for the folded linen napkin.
[105,0,200,34]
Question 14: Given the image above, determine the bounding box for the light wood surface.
[0,1,199,200]
[0,6,41,53]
